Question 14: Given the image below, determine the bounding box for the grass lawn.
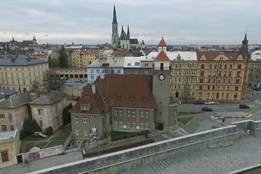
[25,141,48,152]
[178,117,193,125]
[178,112,201,116]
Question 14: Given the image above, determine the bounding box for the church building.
[111,5,139,50]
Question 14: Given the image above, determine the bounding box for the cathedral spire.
[127,25,130,39]
[112,5,117,24]
[240,31,249,59]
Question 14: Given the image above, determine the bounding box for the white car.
[204,101,215,105]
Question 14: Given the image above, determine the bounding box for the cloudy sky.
[0,0,260,45]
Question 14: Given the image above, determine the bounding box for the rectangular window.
[132,122,136,128]
[75,116,79,123]
[1,151,9,162]
[119,122,123,128]
[84,130,88,137]
[38,109,44,115]
[0,114,5,119]
[75,130,79,136]
[1,125,7,131]
[83,116,87,123]
[145,110,149,118]
[114,121,118,128]
[145,123,149,129]
[140,123,144,129]
[140,110,144,117]
[10,125,14,131]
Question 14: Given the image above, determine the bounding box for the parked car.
[202,107,213,112]
[239,104,250,109]
[204,101,215,105]
[193,100,205,105]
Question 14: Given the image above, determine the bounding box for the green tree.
[23,118,42,135]
[48,55,60,67]
[63,102,73,125]
[59,46,69,68]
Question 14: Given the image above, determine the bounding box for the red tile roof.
[196,50,243,61]
[70,85,109,114]
[71,74,157,114]
[96,74,157,109]
[158,38,167,47]
[154,50,170,61]
[80,50,100,55]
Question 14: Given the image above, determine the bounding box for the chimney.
[5,95,9,99]
[36,90,41,97]
[92,85,96,94]
[100,73,105,79]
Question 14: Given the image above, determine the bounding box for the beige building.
[0,93,31,132]
[71,49,100,68]
[29,91,67,132]
[196,50,250,100]
[0,91,66,133]
[0,55,49,93]
[0,130,20,168]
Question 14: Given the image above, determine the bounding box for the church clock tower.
[111,5,119,47]
[152,40,172,131]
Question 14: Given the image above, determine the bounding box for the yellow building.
[29,91,67,132]
[71,49,100,68]
[0,93,30,132]
[171,53,198,100]
[196,50,250,100]
[50,68,87,79]
[0,130,20,168]
[0,55,49,93]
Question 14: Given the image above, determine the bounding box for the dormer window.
[81,104,90,111]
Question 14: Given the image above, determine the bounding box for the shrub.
[19,130,26,140]
[45,126,54,136]
[23,118,42,135]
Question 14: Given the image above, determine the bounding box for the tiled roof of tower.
[96,74,157,109]
[196,50,242,61]
[158,38,167,47]
[70,85,109,114]
[154,50,170,61]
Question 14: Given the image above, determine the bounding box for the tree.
[48,55,60,68]
[44,126,53,135]
[23,118,42,135]
[59,46,69,68]
[63,102,73,125]
[43,71,65,90]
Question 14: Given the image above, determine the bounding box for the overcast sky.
[0,0,260,45]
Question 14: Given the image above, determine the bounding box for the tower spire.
[112,4,117,24]
[127,25,130,39]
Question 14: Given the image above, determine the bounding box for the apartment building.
[0,55,49,93]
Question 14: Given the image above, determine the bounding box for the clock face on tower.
[158,74,165,81]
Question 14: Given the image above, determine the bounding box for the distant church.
[111,5,139,50]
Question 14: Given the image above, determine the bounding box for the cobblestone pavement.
[0,151,82,174]
[121,136,261,174]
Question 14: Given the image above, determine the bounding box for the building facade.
[0,55,49,93]
[0,130,20,168]
[249,50,261,89]
[71,49,100,68]
[29,91,67,132]
[195,51,249,100]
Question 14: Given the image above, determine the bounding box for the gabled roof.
[158,38,167,47]
[70,85,109,114]
[154,50,170,61]
[71,74,157,114]
[29,91,65,105]
[96,74,157,109]
[196,50,243,61]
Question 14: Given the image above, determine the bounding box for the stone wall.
[29,120,260,174]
